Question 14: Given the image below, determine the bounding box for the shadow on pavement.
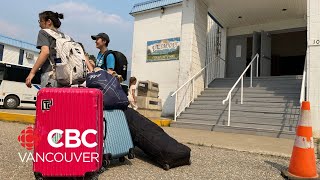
[265,160,287,172]
[133,147,163,169]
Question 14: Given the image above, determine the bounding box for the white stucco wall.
[177,0,208,115]
[23,50,38,68]
[307,0,320,137]
[1,44,38,67]
[2,45,20,64]
[131,4,183,117]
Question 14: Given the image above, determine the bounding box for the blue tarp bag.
[86,70,129,110]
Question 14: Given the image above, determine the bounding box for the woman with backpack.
[25,11,64,88]
[25,11,93,88]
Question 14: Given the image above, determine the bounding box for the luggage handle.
[103,117,107,140]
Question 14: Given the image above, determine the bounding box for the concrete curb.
[150,118,172,127]
[0,112,172,127]
[0,112,35,124]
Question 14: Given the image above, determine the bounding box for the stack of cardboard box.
[137,80,162,118]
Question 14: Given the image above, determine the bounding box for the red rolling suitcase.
[33,88,103,179]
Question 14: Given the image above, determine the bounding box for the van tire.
[4,95,19,109]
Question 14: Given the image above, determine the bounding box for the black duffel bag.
[123,108,191,170]
[86,70,129,110]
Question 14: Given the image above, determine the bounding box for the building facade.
[0,34,39,67]
[130,0,320,137]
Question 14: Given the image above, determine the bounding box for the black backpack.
[102,50,128,81]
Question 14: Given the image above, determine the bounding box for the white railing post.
[206,65,209,88]
[228,95,231,126]
[256,55,259,77]
[192,78,195,102]
[222,53,259,127]
[250,64,253,88]
[241,77,243,104]
[300,56,307,104]
[171,57,225,121]
[174,94,178,121]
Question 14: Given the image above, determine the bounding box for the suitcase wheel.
[34,172,43,180]
[119,156,126,163]
[128,148,135,159]
[102,153,111,168]
[86,172,99,180]
[102,159,111,168]
[163,164,170,171]
[90,173,99,180]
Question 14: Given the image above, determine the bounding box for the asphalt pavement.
[0,120,308,180]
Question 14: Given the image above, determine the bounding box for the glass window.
[2,64,40,84]
[0,44,4,61]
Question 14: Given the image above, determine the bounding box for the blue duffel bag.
[86,70,129,110]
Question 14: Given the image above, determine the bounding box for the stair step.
[199,93,300,98]
[201,90,300,95]
[171,122,296,139]
[209,85,302,89]
[186,106,300,114]
[175,119,297,131]
[195,96,299,102]
[177,117,299,125]
[175,76,302,139]
[191,100,300,106]
[204,87,301,92]
[213,75,302,81]
[179,113,300,121]
[211,81,302,85]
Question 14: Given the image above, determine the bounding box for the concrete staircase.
[171,75,302,139]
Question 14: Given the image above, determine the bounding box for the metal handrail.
[171,56,226,121]
[222,53,260,126]
[300,56,307,104]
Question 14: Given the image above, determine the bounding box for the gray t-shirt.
[36,29,64,73]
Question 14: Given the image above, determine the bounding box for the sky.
[0,0,146,68]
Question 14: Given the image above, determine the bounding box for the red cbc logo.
[17,126,40,150]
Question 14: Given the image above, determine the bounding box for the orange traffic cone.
[282,101,319,179]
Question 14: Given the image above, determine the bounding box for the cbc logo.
[17,126,40,150]
[48,129,97,148]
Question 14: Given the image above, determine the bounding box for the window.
[2,64,41,84]
[19,49,24,65]
[0,63,4,80]
[0,44,4,61]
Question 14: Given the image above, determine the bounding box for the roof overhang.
[130,0,183,16]
[205,0,307,29]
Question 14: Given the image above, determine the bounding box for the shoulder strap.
[43,29,71,41]
[102,50,113,69]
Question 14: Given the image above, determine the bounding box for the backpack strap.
[101,50,114,70]
[43,29,71,41]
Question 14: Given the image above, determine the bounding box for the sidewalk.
[163,127,294,157]
[0,110,295,157]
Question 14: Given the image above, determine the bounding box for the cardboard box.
[137,96,162,110]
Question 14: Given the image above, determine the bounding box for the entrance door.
[260,31,272,76]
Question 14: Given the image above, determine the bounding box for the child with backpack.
[26,11,91,88]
